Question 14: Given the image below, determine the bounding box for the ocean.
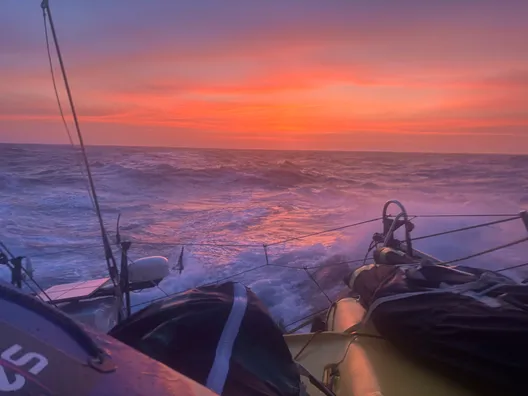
[1,143,527,327]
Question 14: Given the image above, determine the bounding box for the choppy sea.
[1,143,527,327]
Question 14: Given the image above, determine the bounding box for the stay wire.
[18,263,56,307]
[25,247,101,258]
[304,268,332,305]
[0,240,14,259]
[41,1,118,287]
[0,239,56,306]
[42,11,95,211]
[285,308,330,331]
[267,257,371,271]
[42,14,73,146]
[410,213,519,218]
[441,236,528,266]
[411,215,520,242]
[496,261,528,273]
[266,217,382,247]
[130,241,262,248]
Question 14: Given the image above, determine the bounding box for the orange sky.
[1,1,527,153]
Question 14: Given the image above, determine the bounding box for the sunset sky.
[1,1,527,153]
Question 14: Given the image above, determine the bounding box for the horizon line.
[0,141,526,157]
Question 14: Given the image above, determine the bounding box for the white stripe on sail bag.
[206,283,248,395]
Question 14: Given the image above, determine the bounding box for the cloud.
[1,0,528,152]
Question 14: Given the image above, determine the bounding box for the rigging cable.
[441,236,528,266]
[41,0,119,289]
[0,240,14,259]
[407,213,520,218]
[0,239,56,306]
[411,215,520,242]
[266,217,382,247]
[497,261,528,273]
[42,8,95,211]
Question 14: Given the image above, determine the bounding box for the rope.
[441,236,528,265]
[265,217,382,247]
[41,1,119,288]
[411,215,521,241]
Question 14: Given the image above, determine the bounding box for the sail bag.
[348,263,528,394]
[110,282,301,396]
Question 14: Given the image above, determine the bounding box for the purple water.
[1,143,527,325]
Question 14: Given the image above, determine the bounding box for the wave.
[84,161,328,190]
[3,145,527,195]
[2,144,528,324]
[0,173,85,189]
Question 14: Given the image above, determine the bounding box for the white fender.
[128,256,170,283]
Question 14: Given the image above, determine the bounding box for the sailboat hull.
[0,283,217,396]
[285,297,477,396]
